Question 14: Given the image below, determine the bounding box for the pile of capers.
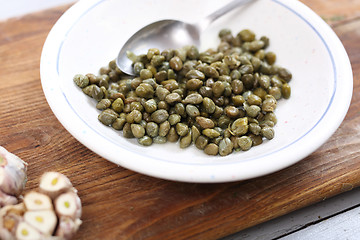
[73,28,292,156]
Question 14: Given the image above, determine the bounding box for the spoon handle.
[197,0,254,31]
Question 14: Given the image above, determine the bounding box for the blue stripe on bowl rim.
[55,0,336,166]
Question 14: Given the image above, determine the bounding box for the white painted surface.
[1,1,359,239]
[223,187,360,239]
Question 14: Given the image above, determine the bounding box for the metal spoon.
[116,0,254,75]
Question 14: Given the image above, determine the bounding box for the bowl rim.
[40,0,353,183]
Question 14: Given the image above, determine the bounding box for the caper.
[165,92,182,104]
[73,74,89,88]
[155,86,170,100]
[182,93,203,104]
[212,81,225,98]
[96,99,111,110]
[123,123,134,138]
[176,123,189,137]
[112,117,126,130]
[230,117,248,136]
[138,136,153,146]
[262,95,277,112]
[126,110,142,123]
[139,69,152,80]
[195,135,208,150]
[265,52,276,65]
[186,79,203,90]
[146,122,159,137]
[261,126,275,140]
[202,129,220,138]
[186,104,200,118]
[151,109,169,124]
[180,131,192,148]
[185,70,205,80]
[131,124,145,138]
[238,136,252,151]
[278,68,292,82]
[169,56,183,71]
[282,83,291,99]
[167,127,179,142]
[98,109,118,126]
[249,123,261,135]
[219,137,233,156]
[159,121,170,137]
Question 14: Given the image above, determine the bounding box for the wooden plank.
[281,205,360,240]
[0,1,359,239]
[223,185,360,239]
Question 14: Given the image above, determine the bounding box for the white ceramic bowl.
[40,0,353,183]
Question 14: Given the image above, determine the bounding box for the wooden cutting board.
[0,0,359,239]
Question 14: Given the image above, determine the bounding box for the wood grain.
[0,1,359,239]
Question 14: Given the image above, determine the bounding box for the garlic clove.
[39,172,72,199]
[24,191,53,211]
[24,210,57,236]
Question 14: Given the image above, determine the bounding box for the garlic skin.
[0,146,27,197]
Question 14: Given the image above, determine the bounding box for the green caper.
[262,95,277,112]
[176,123,189,137]
[169,56,183,71]
[159,121,170,137]
[230,117,248,136]
[155,86,170,101]
[261,126,274,140]
[186,79,203,90]
[265,52,276,65]
[112,117,126,130]
[282,83,291,99]
[249,123,261,135]
[238,136,252,151]
[151,109,169,124]
[143,99,157,113]
[138,136,153,146]
[182,93,203,104]
[146,122,159,137]
[167,127,179,142]
[165,92,182,104]
[186,104,200,118]
[96,99,111,110]
[73,74,89,88]
[135,83,154,98]
[168,114,181,125]
[185,70,205,80]
[140,69,153,80]
[126,110,142,123]
[195,116,214,129]
[180,131,192,148]
[238,29,255,42]
[123,123,134,138]
[98,109,118,126]
[195,135,209,150]
[202,129,220,138]
[111,98,124,113]
[212,81,225,98]
[219,137,233,156]
[131,124,145,138]
[204,143,219,155]
[278,68,292,82]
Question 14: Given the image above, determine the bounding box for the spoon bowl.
[116,20,200,75]
[116,0,253,75]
